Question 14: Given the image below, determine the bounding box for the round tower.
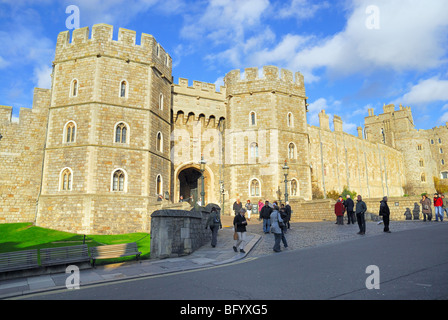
[36,24,173,234]
[223,66,312,206]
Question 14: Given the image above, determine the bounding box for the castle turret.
[36,24,173,234]
[223,66,311,201]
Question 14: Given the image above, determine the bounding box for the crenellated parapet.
[223,66,305,97]
[54,24,172,77]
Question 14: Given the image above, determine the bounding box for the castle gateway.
[0,25,445,234]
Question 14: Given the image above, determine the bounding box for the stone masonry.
[0,24,444,234]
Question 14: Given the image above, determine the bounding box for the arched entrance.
[178,167,203,205]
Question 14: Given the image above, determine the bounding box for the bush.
[341,186,357,200]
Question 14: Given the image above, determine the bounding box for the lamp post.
[199,155,206,206]
[283,160,289,203]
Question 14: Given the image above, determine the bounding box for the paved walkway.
[0,215,437,299]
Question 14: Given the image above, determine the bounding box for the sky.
[0,0,448,135]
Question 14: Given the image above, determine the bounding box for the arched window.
[249,111,256,126]
[250,142,258,159]
[287,112,294,127]
[159,93,164,110]
[157,132,163,152]
[156,175,162,195]
[60,168,73,191]
[421,173,426,183]
[419,159,424,167]
[288,143,296,159]
[115,122,128,144]
[290,179,298,196]
[64,121,76,143]
[112,169,126,192]
[71,79,78,97]
[120,80,127,98]
[250,179,260,197]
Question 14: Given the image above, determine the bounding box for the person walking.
[245,200,253,221]
[434,193,444,222]
[233,198,242,216]
[355,195,367,235]
[335,196,345,225]
[420,194,432,221]
[233,208,248,253]
[344,194,355,224]
[285,201,292,230]
[442,194,448,219]
[379,196,391,233]
[260,200,273,233]
[270,205,287,252]
[205,207,222,247]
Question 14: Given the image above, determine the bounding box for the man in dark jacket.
[260,201,273,233]
[379,196,391,233]
[344,194,355,224]
[355,195,367,235]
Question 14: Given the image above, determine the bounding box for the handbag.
[233,231,238,240]
[278,212,285,228]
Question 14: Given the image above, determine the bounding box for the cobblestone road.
[236,217,437,258]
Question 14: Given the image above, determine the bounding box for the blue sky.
[1,0,448,135]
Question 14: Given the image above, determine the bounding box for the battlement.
[55,24,172,75]
[174,78,226,97]
[224,66,305,97]
[225,66,304,85]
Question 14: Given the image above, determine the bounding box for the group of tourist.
[231,198,292,253]
[334,195,371,234]
[420,193,448,222]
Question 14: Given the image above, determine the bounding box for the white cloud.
[394,77,448,106]
[278,0,330,20]
[244,0,448,82]
[34,65,52,89]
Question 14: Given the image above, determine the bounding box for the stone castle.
[1,25,446,234]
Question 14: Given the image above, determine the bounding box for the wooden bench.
[40,245,90,267]
[0,249,39,273]
[89,242,141,267]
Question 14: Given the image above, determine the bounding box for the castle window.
[439,138,442,144]
[64,121,76,143]
[250,142,258,159]
[156,175,162,195]
[287,112,294,127]
[417,144,423,151]
[290,179,298,196]
[120,80,128,98]
[159,93,164,110]
[112,169,126,192]
[156,132,163,152]
[60,168,73,191]
[441,171,448,179]
[421,173,426,183]
[431,139,434,144]
[249,111,256,126]
[381,128,386,144]
[419,159,424,167]
[288,143,296,159]
[440,148,444,154]
[442,159,445,165]
[115,122,128,144]
[71,79,78,97]
[250,179,260,197]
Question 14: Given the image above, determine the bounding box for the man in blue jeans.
[259,201,273,233]
[442,194,448,219]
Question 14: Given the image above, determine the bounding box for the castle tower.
[223,66,311,204]
[36,24,173,234]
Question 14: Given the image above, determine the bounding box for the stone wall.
[150,207,212,259]
[288,196,424,222]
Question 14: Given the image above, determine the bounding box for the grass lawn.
[0,223,150,266]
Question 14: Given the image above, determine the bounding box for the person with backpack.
[206,207,222,248]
